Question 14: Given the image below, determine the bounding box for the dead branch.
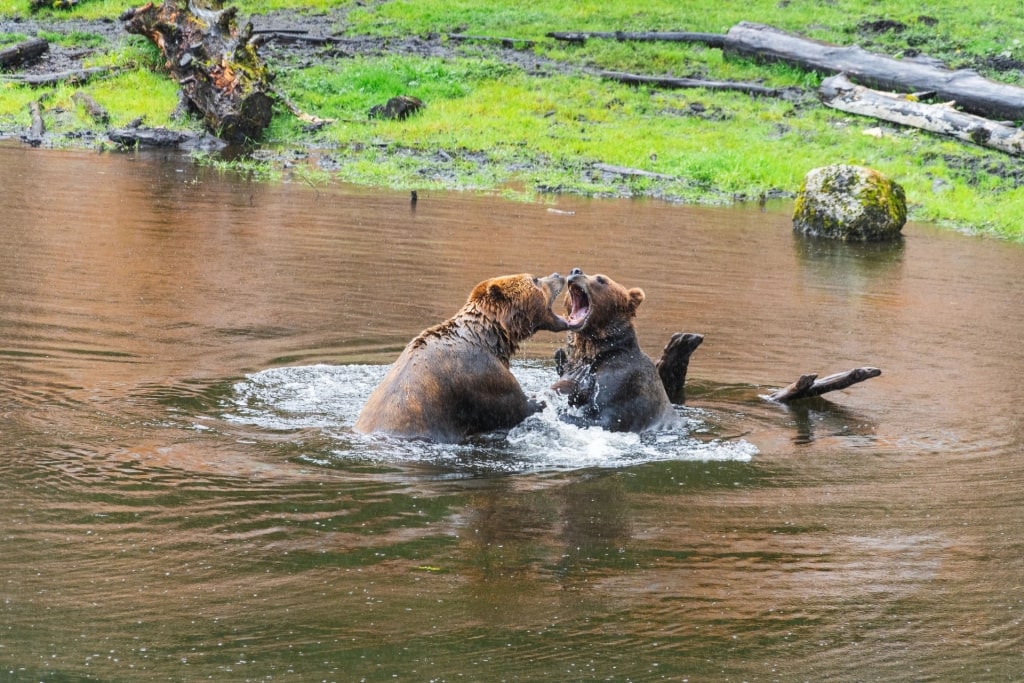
[600,69,784,97]
[3,66,113,86]
[769,367,881,403]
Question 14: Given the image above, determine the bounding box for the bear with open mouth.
[552,268,701,432]
[355,272,571,443]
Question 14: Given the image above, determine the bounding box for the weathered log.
[6,65,112,86]
[769,367,881,403]
[656,332,704,405]
[122,0,274,143]
[724,22,1024,120]
[106,124,227,151]
[820,73,1024,156]
[72,91,109,124]
[599,69,784,97]
[547,31,726,48]
[0,38,48,70]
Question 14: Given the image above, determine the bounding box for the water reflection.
[1,142,1023,681]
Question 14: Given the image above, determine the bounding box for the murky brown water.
[1,141,1023,681]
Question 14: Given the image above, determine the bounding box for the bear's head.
[564,268,645,343]
[468,272,570,342]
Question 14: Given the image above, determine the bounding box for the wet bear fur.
[552,269,679,432]
[355,273,569,443]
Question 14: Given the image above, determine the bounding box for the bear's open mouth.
[566,283,590,329]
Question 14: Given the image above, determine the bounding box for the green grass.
[4,0,1024,239]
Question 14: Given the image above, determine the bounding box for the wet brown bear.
[355,273,570,442]
[552,268,680,432]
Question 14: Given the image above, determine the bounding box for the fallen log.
[769,367,881,403]
[0,38,48,70]
[599,69,784,97]
[3,65,112,86]
[820,73,1024,155]
[547,31,725,48]
[72,91,109,124]
[121,0,275,143]
[724,22,1024,121]
[107,124,227,151]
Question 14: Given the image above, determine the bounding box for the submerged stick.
[769,367,881,403]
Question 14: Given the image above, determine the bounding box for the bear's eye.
[532,276,540,286]
[596,276,608,285]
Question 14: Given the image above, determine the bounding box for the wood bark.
[724,22,1024,121]
[0,38,48,70]
[820,73,1024,155]
[769,367,881,403]
[121,0,274,143]
[599,70,783,97]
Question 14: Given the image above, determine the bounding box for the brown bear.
[355,272,571,443]
[552,268,686,432]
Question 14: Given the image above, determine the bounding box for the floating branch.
[769,367,881,403]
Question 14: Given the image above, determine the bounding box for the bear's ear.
[628,288,645,313]
[487,282,508,303]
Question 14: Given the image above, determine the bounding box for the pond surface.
[1,141,1023,682]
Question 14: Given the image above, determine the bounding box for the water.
[1,141,1023,681]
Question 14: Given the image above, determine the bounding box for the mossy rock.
[793,165,906,242]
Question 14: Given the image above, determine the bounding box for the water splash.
[226,362,757,472]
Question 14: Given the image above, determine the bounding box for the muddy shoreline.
[6,9,1024,219]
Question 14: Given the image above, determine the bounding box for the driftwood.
[547,31,725,48]
[724,22,1024,121]
[72,91,109,124]
[769,367,881,403]
[0,38,48,70]
[122,0,274,143]
[599,70,783,97]
[820,73,1024,155]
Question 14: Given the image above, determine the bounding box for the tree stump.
[121,0,274,143]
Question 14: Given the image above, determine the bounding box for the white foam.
[225,362,757,471]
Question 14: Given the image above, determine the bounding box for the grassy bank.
[3,0,1024,239]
